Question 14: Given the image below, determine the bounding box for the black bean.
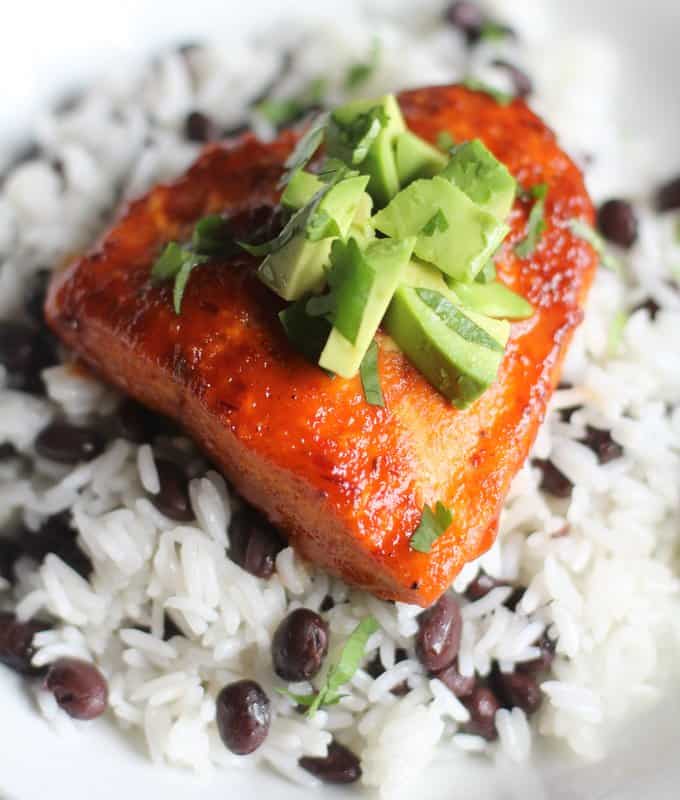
[491,667,542,715]
[35,422,105,464]
[655,176,680,212]
[462,686,500,740]
[560,405,582,423]
[272,608,329,681]
[228,507,285,579]
[503,586,526,613]
[230,204,286,248]
[632,297,661,320]
[444,1,485,44]
[320,594,335,612]
[151,459,194,521]
[300,741,362,784]
[465,572,507,601]
[580,425,623,464]
[518,632,556,673]
[24,269,51,324]
[491,59,532,98]
[0,537,22,582]
[597,199,638,248]
[116,398,166,443]
[433,659,476,698]
[415,594,462,673]
[184,111,218,143]
[216,680,271,755]
[223,123,250,138]
[163,614,184,640]
[0,613,48,675]
[533,459,573,498]
[44,658,108,720]
[22,514,92,579]
[0,320,37,375]
[365,648,410,695]
[0,443,16,460]
[176,41,202,56]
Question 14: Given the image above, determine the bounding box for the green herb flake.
[281,616,379,718]
[461,77,513,107]
[415,288,505,352]
[359,340,384,407]
[328,239,376,345]
[479,21,511,42]
[278,112,330,189]
[410,501,453,553]
[421,209,449,237]
[436,131,456,152]
[344,39,381,90]
[569,218,622,274]
[475,260,497,284]
[306,208,342,242]
[191,214,234,256]
[150,243,208,314]
[332,105,389,166]
[305,292,337,318]
[279,296,332,363]
[607,310,628,357]
[255,78,327,128]
[515,183,548,258]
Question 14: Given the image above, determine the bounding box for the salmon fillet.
[45,85,597,606]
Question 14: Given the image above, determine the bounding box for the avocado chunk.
[384,286,510,408]
[447,279,534,320]
[441,139,516,220]
[372,176,510,282]
[402,258,460,301]
[319,236,415,378]
[258,174,369,301]
[326,94,406,209]
[394,131,448,187]
[281,170,323,211]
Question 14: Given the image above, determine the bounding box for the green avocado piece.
[326,94,406,209]
[402,258,460,301]
[258,175,369,301]
[319,236,415,378]
[384,285,510,407]
[447,279,534,320]
[440,139,516,220]
[372,176,510,282]
[394,131,448,187]
[281,170,323,211]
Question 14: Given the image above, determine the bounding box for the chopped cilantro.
[479,21,511,42]
[421,209,449,237]
[475,260,497,284]
[461,77,513,107]
[415,289,505,352]
[436,131,456,152]
[607,310,628,357]
[344,39,381,90]
[305,208,342,242]
[515,183,548,258]
[280,616,379,717]
[410,501,453,553]
[278,112,329,189]
[255,78,327,128]
[151,242,208,314]
[279,296,332,363]
[359,340,384,407]
[569,218,622,274]
[330,105,389,166]
[328,239,376,345]
[191,214,234,256]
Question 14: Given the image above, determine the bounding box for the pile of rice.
[1,1,680,796]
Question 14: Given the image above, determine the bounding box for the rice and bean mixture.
[2,1,680,795]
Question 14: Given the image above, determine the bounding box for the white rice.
[1,1,680,798]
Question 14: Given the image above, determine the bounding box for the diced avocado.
[447,279,534,320]
[349,192,375,246]
[326,94,406,209]
[402,258,459,302]
[372,176,510,282]
[384,286,510,408]
[394,131,448,187]
[440,139,516,220]
[281,170,323,211]
[319,236,415,378]
[258,175,369,301]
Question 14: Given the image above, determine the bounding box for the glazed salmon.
[45,85,597,606]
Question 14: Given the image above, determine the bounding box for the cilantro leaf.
[569,218,623,274]
[329,106,389,166]
[436,131,456,152]
[410,501,453,553]
[279,296,332,363]
[306,208,342,242]
[359,340,384,407]
[255,78,327,128]
[191,214,235,256]
[479,21,512,42]
[151,243,208,314]
[278,112,330,189]
[461,77,514,106]
[475,260,497,284]
[415,289,505,352]
[344,39,381,90]
[421,209,449,237]
[327,238,376,345]
[515,183,548,258]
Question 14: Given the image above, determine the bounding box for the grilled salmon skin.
[45,85,597,606]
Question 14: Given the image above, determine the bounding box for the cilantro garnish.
[280,616,379,717]
[151,242,208,314]
[330,105,389,166]
[410,502,453,553]
[515,183,548,258]
[569,218,623,274]
[421,209,449,237]
[461,77,514,107]
[607,310,628,357]
[278,112,330,189]
[415,289,505,352]
[255,78,327,128]
[436,131,456,152]
[359,340,384,407]
[344,39,381,90]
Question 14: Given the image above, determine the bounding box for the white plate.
[2,1,679,798]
